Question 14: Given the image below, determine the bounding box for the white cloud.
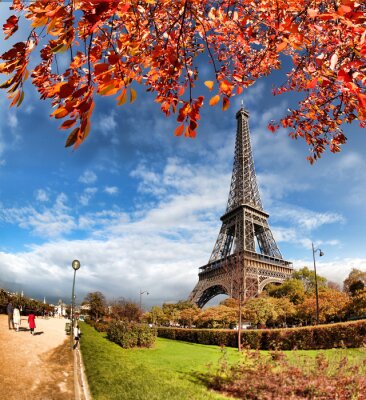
[293,258,366,286]
[79,170,97,184]
[104,186,119,195]
[35,189,49,202]
[273,206,345,232]
[79,187,97,206]
[7,113,18,128]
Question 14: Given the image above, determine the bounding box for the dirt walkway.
[0,314,74,399]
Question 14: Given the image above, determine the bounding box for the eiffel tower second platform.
[188,108,293,308]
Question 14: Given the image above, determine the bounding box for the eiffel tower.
[189,107,293,307]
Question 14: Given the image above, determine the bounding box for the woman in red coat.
[28,312,36,335]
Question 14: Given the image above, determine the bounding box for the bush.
[85,319,109,332]
[107,321,157,349]
[158,320,366,350]
[207,347,366,399]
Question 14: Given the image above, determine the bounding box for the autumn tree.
[109,298,141,322]
[343,268,366,296]
[195,304,237,329]
[296,288,349,324]
[83,291,106,321]
[1,1,365,160]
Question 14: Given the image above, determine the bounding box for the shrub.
[107,321,157,349]
[85,319,109,332]
[207,347,366,399]
[158,320,366,350]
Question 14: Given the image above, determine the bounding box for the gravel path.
[0,314,74,399]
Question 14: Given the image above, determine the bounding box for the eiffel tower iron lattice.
[188,108,293,308]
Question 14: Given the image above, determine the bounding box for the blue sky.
[0,6,365,308]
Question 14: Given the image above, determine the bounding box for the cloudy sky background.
[1,6,366,308]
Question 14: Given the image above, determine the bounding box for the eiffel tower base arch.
[188,252,292,308]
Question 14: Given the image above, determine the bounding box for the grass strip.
[80,322,240,400]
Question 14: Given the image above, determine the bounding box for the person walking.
[13,306,21,332]
[7,301,14,330]
[28,312,36,335]
[73,324,80,349]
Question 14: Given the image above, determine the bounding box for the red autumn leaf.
[60,119,77,130]
[222,97,230,111]
[3,15,19,40]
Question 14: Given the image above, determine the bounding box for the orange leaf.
[276,41,287,52]
[222,97,230,111]
[117,88,127,105]
[204,81,214,91]
[130,88,137,103]
[209,95,220,106]
[174,124,184,136]
[51,107,69,119]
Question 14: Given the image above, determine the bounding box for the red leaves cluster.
[0,0,365,157]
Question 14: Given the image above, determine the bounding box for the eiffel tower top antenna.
[227,105,263,213]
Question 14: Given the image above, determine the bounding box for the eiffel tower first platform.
[188,107,293,308]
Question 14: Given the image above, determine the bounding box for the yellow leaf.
[204,81,214,91]
[117,88,127,105]
[99,84,119,96]
[130,88,137,104]
[209,95,220,106]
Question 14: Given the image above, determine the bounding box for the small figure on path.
[13,306,21,332]
[28,312,36,335]
[7,301,14,330]
[73,324,80,349]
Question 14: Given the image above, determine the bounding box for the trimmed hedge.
[157,320,366,350]
[107,321,157,349]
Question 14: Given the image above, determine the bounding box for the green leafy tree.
[346,289,366,318]
[84,291,106,321]
[242,297,278,327]
[343,268,366,296]
[292,267,327,294]
[267,279,306,304]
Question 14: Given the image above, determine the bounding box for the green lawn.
[80,323,366,400]
[80,323,240,400]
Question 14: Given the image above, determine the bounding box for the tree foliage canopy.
[1,1,365,161]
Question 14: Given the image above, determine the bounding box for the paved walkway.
[0,314,88,399]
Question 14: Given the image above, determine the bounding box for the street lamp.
[71,259,80,347]
[139,289,149,311]
[312,243,324,325]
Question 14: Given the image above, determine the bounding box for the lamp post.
[139,289,149,311]
[311,243,324,325]
[71,259,80,347]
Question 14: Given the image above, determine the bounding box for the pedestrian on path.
[7,301,14,330]
[73,324,80,349]
[28,312,36,335]
[13,306,21,332]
